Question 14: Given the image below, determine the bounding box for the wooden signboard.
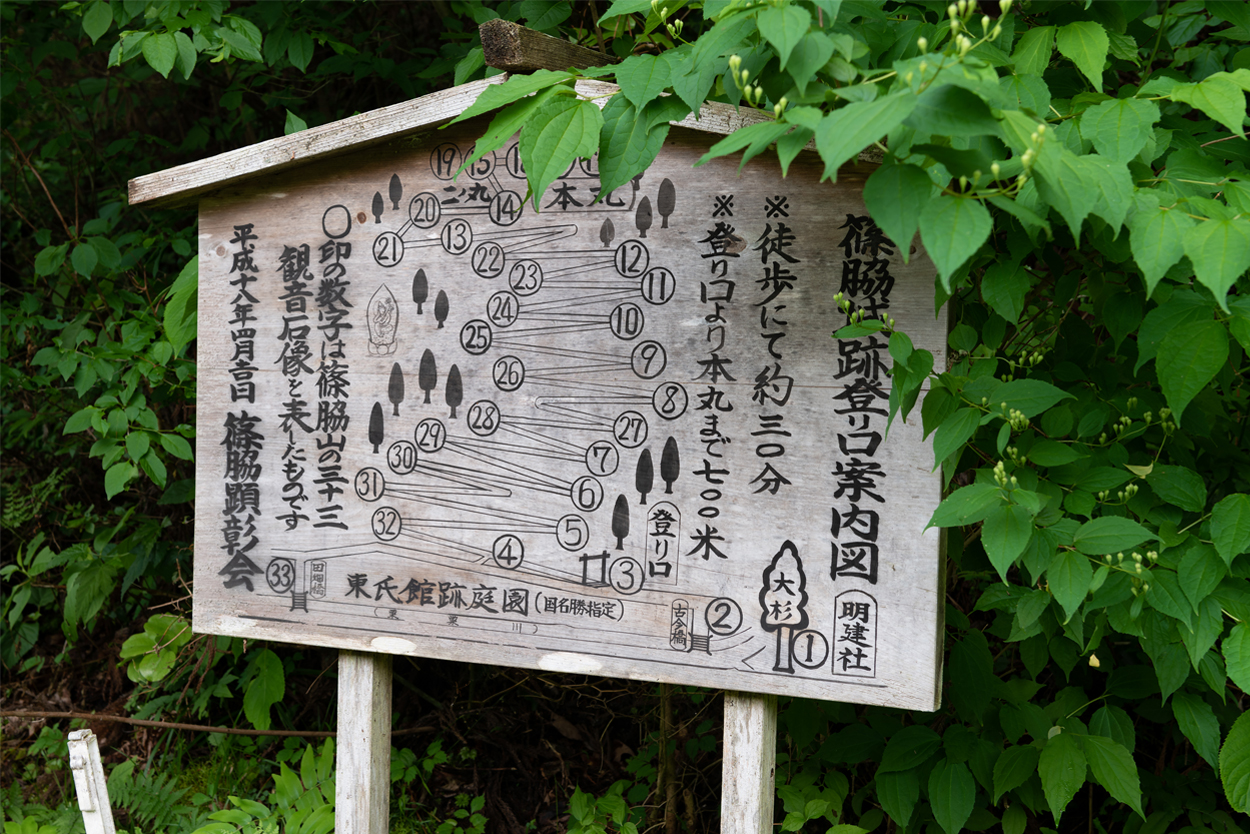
[185,88,946,712]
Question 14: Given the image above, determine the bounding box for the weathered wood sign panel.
[194,121,947,710]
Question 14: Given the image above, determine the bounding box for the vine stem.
[1,710,435,738]
[4,128,74,239]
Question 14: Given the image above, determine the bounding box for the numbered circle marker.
[430,143,460,180]
[414,418,446,453]
[492,355,525,392]
[631,341,667,379]
[265,558,295,594]
[354,468,386,502]
[371,506,402,541]
[465,150,496,180]
[609,303,645,340]
[793,630,830,670]
[387,440,418,474]
[459,319,493,355]
[492,534,524,569]
[705,598,743,636]
[441,218,473,255]
[614,239,649,277]
[471,241,506,278]
[489,191,523,226]
[487,291,520,328]
[652,382,688,420]
[640,267,675,304]
[612,411,648,448]
[467,400,501,437]
[585,440,619,476]
[373,231,404,267]
[609,557,645,596]
[507,260,543,296]
[408,192,441,228]
[556,515,589,551]
[504,142,525,179]
[570,476,604,511]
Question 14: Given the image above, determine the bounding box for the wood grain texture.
[68,730,117,834]
[336,651,392,834]
[721,693,777,834]
[481,19,619,72]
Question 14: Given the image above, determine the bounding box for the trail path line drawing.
[133,80,947,711]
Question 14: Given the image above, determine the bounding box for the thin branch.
[1,710,435,738]
[3,129,74,239]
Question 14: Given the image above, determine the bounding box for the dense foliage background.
[3,1,1249,832]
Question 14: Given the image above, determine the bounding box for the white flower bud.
[918,36,928,53]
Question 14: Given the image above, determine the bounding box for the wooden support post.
[68,729,117,834]
[480,19,619,73]
[721,692,777,834]
[337,651,393,834]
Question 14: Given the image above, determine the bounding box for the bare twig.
[1,710,435,738]
[3,128,74,238]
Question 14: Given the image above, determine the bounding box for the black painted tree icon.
[759,540,808,674]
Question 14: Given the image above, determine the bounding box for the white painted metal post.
[68,729,117,834]
[721,692,778,834]
[336,650,392,833]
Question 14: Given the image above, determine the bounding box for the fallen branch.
[1,710,435,738]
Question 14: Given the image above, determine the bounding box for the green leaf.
[880,725,942,772]
[931,407,981,469]
[1183,597,1222,668]
[1072,517,1154,556]
[458,86,560,180]
[1179,543,1226,608]
[948,631,994,722]
[1090,706,1135,753]
[1047,549,1092,622]
[875,769,919,828]
[287,30,314,73]
[1184,218,1250,310]
[994,379,1074,418]
[1033,149,1096,239]
[987,194,1052,237]
[159,479,195,505]
[815,92,917,183]
[1171,73,1249,136]
[448,70,573,126]
[993,744,1039,802]
[1173,692,1220,769]
[1083,155,1134,234]
[1225,623,1250,694]
[1079,97,1159,164]
[104,461,136,499]
[1156,318,1229,424]
[918,195,992,289]
[71,242,97,277]
[1056,21,1109,91]
[927,483,1002,528]
[163,256,197,353]
[598,0,652,23]
[757,3,812,71]
[34,243,68,276]
[905,85,1000,137]
[1213,494,1250,566]
[519,96,603,210]
[1029,440,1081,467]
[83,1,112,44]
[65,407,97,434]
[697,121,790,170]
[614,54,672,108]
[1080,735,1143,819]
[1143,464,1205,513]
[862,163,932,259]
[928,760,975,834]
[125,431,150,462]
[599,95,669,198]
[1039,732,1085,823]
[786,31,835,96]
[982,503,1035,582]
[1012,26,1054,76]
[1145,571,1193,630]
[284,110,308,135]
[1134,288,1211,373]
[217,26,261,63]
[64,559,117,630]
[243,649,285,731]
[981,261,1027,325]
[691,14,756,66]
[1221,710,1250,813]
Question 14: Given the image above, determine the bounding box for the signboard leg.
[68,729,117,834]
[720,691,777,834]
[337,650,392,833]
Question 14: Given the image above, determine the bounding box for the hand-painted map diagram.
[195,122,948,709]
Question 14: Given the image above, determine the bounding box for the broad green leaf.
[1079,98,1159,164]
[815,92,917,183]
[862,163,932,259]
[1056,21,1109,91]
[1171,73,1249,136]
[598,95,668,198]
[1047,549,1092,622]
[1000,74,1052,117]
[927,483,1001,528]
[65,407,96,434]
[216,26,262,63]
[83,1,112,44]
[1213,494,1250,566]
[1039,732,1086,823]
[691,14,756,66]
[776,127,814,177]
[1225,623,1250,693]
[928,760,975,834]
[696,121,791,170]
[1034,148,1096,239]
[173,31,196,80]
[1029,440,1081,467]
[1183,597,1224,669]
[880,725,942,772]
[1230,296,1250,353]
[1083,155,1134,234]
[905,85,1000,137]
[983,503,1035,581]
[163,256,198,353]
[1129,194,1196,296]
[125,431,150,462]
[994,379,1074,418]
[598,0,653,23]
[141,31,177,78]
[104,461,136,499]
[1153,641,1192,702]
[757,3,812,71]
[981,261,1028,324]
[159,433,194,461]
[875,769,919,828]
[447,70,573,126]
[1012,26,1054,76]
[918,195,991,288]
[288,30,314,73]
[1221,710,1250,813]
[1090,706,1135,753]
[786,31,834,96]
[1156,318,1229,424]
[948,631,994,722]
[1146,464,1206,512]
[457,86,560,180]
[1146,571,1193,630]
[1072,517,1154,555]
[672,60,721,113]
[1080,735,1143,819]
[243,648,285,731]
[615,54,672,108]
[1184,218,1250,310]
[1135,288,1211,373]
[931,407,980,469]
[283,110,307,135]
[519,96,603,210]
[993,744,1040,802]
[71,242,97,277]
[987,194,1052,237]
[1179,543,1226,608]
